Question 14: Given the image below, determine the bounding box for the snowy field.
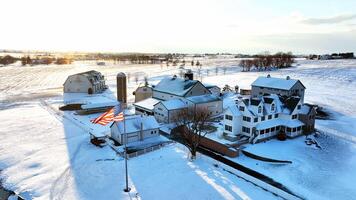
[1,58,356,199]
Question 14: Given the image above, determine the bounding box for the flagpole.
[123,109,130,192]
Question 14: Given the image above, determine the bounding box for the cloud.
[301,14,356,25]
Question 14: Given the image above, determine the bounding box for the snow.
[1,58,356,199]
[186,94,221,104]
[133,97,160,111]
[160,99,187,110]
[251,76,302,90]
[153,76,198,96]
[255,119,304,130]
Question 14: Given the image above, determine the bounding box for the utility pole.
[123,110,130,192]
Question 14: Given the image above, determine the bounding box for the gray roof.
[252,76,305,90]
[186,94,221,104]
[159,99,187,110]
[112,115,160,134]
[153,77,199,96]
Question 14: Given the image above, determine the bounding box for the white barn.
[154,99,188,124]
[110,115,160,144]
[63,70,106,94]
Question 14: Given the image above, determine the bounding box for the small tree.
[173,108,212,160]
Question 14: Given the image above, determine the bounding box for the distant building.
[110,115,160,144]
[298,104,316,133]
[251,75,306,102]
[63,70,106,94]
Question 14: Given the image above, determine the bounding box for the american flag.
[91,105,124,126]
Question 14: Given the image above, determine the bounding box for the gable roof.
[158,99,187,110]
[153,77,200,96]
[279,96,301,112]
[251,76,305,90]
[112,115,160,134]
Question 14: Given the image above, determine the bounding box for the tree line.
[239,52,294,72]
[0,55,73,66]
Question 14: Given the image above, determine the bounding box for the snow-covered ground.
[1,58,356,199]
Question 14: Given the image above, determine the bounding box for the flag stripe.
[91,106,124,126]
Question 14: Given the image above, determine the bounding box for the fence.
[127,142,174,159]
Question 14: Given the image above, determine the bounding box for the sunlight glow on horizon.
[1,0,356,54]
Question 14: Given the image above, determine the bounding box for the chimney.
[184,69,193,80]
[286,76,290,80]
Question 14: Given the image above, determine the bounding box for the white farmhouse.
[110,115,160,144]
[251,75,306,102]
[63,70,106,94]
[223,94,305,143]
[204,83,221,96]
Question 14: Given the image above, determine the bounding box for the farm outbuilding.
[63,70,106,94]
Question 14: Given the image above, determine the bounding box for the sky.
[1,0,356,54]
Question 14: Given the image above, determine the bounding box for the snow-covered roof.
[153,77,199,96]
[225,105,242,117]
[203,83,220,89]
[159,99,187,110]
[256,119,304,130]
[133,97,160,111]
[251,76,305,90]
[186,94,221,104]
[112,115,160,134]
[239,94,283,116]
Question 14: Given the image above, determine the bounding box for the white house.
[251,75,306,102]
[154,99,188,123]
[63,70,106,94]
[110,115,160,144]
[223,94,305,143]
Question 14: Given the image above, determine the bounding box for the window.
[271,127,275,132]
[258,106,262,113]
[297,105,301,110]
[243,116,251,122]
[242,126,250,133]
[225,115,233,120]
[239,106,245,111]
[260,130,265,134]
[225,125,232,132]
[268,115,272,120]
[254,118,258,123]
[286,127,291,132]
[292,128,296,132]
[266,129,270,133]
[151,131,154,134]
[261,116,265,121]
[292,114,298,119]
[276,126,280,130]
[271,104,275,111]
[297,127,301,131]
[274,114,279,118]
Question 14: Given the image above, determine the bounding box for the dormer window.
[258,106,262,113]
[239,106,245,111]
[271,104,275,111]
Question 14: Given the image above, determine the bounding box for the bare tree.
[223,67,227,75]
[172,108,212,160]
[215,67,219,75]
[134,73,139,85]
